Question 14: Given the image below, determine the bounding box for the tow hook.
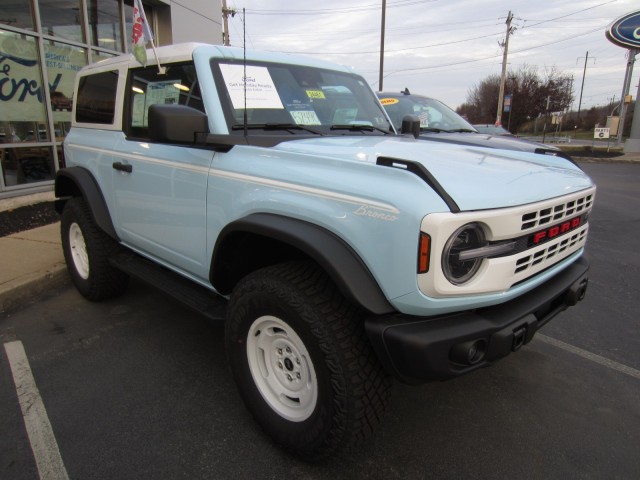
[512,326,527,351]
[565,278,589,306]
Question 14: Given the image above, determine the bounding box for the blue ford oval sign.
[606,10,640,49]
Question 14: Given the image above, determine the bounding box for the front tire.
[225,261,390,461]
[61,197,129,300]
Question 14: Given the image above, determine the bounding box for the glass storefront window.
[38,0,84,43]
[44,41,87,135]
[1,1,35,31]
[87,0,124,51]
[0,32,47,137]
[0,0,168,194]
[1,146,55,187]
[0,32,54,187]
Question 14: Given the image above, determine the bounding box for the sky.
[224,0,640,113]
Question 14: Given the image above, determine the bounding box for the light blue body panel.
[65,126,593,315]
[273,137,592,211]
[64,43,595,316]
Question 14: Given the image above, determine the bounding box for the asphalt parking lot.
[1,163,639,479]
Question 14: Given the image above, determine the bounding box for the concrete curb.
[0,222,68,315]
[0,264,69,314]
[576,156,640,163]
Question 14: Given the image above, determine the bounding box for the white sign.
[219,64,283,110]
[290,110,321,125]
[0,36,83,122]
[594,127,610,139]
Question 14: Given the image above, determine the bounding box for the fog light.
[450,339,488,366]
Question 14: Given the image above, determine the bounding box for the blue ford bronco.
[55,43,594,460]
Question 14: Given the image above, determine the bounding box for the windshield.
[378,94,476,133]
[212,60,393,135]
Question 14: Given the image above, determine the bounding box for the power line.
[244,0,437,16]
[518,0,619,30]
[375,25,604,79]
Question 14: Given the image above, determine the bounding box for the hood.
[418,131,559,153]
[272,136,593,212]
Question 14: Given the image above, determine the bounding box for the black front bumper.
[365,256,589,384]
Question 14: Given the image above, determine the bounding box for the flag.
[132,0,153,66]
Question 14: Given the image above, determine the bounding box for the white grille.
[515,229,587,274]
[521,193,593,231]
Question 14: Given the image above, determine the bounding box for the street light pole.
[378,0,386,91]
[616,49,638,146]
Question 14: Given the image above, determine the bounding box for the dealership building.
[0,0,222,199]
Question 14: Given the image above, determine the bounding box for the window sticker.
[305,90,325,100]
[379,97,399,105]
[290,110,321,125]
[147,80,180,105]
[219,64,284,110]
[132,79,181,127]
[333,108,358,124]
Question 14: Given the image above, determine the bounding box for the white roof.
[79,43,354,75]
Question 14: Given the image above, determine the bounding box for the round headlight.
[442,223,485,284]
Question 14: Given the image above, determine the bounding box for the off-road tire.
[61,197,129,300]
[225,261,391,461]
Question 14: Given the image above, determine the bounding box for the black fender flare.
[54,166,118,240]
[211,213,395,315]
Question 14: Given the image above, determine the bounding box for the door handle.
[112,161,132,173]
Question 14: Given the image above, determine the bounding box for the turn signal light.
[418,232,431,274]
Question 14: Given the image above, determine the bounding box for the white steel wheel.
[61,197,129,301]
[68,222,90,280]
[226,261,391,460]
[247,315,318,422]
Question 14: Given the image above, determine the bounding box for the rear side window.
[75,71,119,124]
[125,63,204,139]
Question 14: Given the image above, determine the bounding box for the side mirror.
[401,114,420,139]
[148,104,209,143]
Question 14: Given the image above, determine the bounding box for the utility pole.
[576,51,595,120]
[542,96,550,143]
[495,10,513,126]
[222,0,236,46]
[378,0,386,91]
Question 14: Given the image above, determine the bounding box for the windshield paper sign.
[220,64,284,110]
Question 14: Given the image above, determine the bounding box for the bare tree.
[457,65,573,134]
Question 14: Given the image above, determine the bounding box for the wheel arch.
[54,166,118,240]
[210,213,395,315]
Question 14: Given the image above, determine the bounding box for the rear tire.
[225,261,390,461]
[61,197,129,300]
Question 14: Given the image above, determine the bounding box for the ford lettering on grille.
[529,216,583,246]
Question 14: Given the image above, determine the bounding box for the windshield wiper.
[330,124,391,134]
[231,123,323,135]
[420,127,445,133]
[446,128,477,133]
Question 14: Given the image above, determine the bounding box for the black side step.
[110,252,227,324]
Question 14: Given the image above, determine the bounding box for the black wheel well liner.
[210,213,395,315]
[54,166,118,240]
